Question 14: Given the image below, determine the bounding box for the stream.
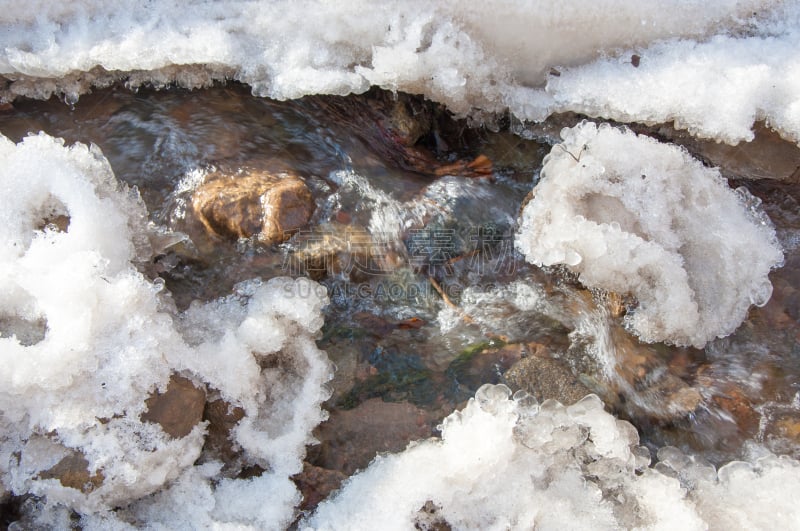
[2,82,800,511]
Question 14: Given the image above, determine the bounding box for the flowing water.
[3,83,800,504]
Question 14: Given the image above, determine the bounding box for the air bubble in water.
[750,279,773,307]
[153,277,166,292]
[475,384,512,412]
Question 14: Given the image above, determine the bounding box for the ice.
[306,384,800,530]
[0,133,332,527]
[2,1,799,143]
[516,122,784,348]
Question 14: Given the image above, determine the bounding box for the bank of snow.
[306,384,800,530]
[2,1,800,144]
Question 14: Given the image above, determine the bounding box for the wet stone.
[191,170,314,243]
[292,462,347,511]
[763,410,800,457]
[605,324,703,420]
[774,412,800,443]
[309,399,440,476]
[303,88,492,177]
[288,225,399,281]
[141,374,206,439]
[202,397,246,467]
[709,389,758,437]
[38,451,103,493]
[446,342,524,398]
[383,91,433,148]
[504,344,592,405]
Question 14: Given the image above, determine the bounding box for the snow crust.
[539,28,800,144]
[0,133,331,527]
[516,122,783,348]
[2,1,800,143]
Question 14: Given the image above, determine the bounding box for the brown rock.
[770,412,800,441]
[384,92,433,147]
[504,348,592,406]
[39,451,103,493]
[292,462,347,511]
[202,398,246,464]
[710,386,760,436]
[311,399,437,476]
[288,225,403,281]
[433,154,493,178]
[608,324,703,419]
[192,171,314,243]
[142,375,206,438]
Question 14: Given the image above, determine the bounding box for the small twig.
[428,276,475,324]
[447,249,480,265]
[556,143,586,163]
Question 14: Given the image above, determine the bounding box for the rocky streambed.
[1,83,800,520]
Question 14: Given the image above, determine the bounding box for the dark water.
[2,83,800,491]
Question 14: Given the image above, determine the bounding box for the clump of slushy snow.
[305,384,800,530]
[516,122,783,348]
[0,133,332,528]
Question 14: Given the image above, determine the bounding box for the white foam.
[516,122,783,348]
[2,1,798,143]
[0,133,332,527]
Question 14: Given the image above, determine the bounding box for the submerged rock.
[707,384,759,437]
[763,409,800,458]
[304,89,492,178]
[607,324,704,419]
[504,344,592,406]
[447,342,524,397]
[191,170,314,243]
[310,399,439,476]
